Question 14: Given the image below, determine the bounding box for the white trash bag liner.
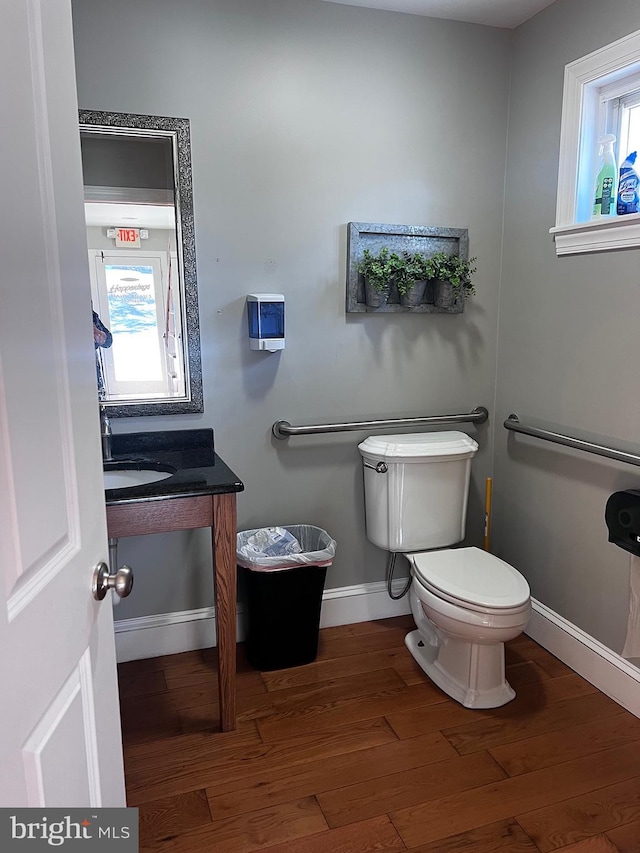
[237,524,336,572]
[239,527,302,560]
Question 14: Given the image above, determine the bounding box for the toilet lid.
[410,547,530,610]
[358,431,478,463]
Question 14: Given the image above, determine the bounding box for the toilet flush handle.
[363,460,388,474]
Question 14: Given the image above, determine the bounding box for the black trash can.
[237,525,336,672]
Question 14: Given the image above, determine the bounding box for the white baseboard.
[114,606,232,663]
[526,599,640,717]
[113,579,410,663]
[113,588,640,719]
[320,580,411,627]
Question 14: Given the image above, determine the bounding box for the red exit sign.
[115,228,140,248]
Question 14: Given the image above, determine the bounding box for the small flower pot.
[400,279,427,308]
[434,279,463,311]
[364,278,391,308]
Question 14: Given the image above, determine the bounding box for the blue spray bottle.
[617,151,640,215]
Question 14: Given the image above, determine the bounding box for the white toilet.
[358,431,531,709]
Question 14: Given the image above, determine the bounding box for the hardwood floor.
[118,616,640,853]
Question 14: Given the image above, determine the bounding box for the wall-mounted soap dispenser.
[246,293,285,352]
[605,490,640,557]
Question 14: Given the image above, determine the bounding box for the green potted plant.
[396,252,430,308]
[357,247,402,308]
[425,251,477,309]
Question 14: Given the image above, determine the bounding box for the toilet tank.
[358,431,479,552]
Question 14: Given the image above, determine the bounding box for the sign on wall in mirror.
[79,110,203,417]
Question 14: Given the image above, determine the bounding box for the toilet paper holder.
[605,490,640,557]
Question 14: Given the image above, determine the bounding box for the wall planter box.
[346,222,469,314]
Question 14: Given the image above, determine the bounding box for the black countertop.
[104,428,244,506]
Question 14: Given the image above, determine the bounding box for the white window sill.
[550,213,640,255]
[553,28,640,257]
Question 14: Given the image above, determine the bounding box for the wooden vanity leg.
[212,492,237,731]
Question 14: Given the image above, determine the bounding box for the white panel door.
[0,0,125,806]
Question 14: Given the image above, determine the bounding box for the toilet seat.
[408,547,530,615]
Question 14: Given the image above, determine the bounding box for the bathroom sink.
[103,464,176,491]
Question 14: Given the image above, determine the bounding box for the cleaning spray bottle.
[617,151,640,215]
[592,134,617,218]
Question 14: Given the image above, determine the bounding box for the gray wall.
[494,0,640,658]
[71,0,511,620]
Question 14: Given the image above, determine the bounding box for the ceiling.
[84,202,175,229]
[319,0,558,29]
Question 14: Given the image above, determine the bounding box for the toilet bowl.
[358,430,531,709]
[405,546,531,708]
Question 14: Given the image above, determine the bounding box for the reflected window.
[89,251,184,400]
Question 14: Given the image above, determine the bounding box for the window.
[602,75,640,157]
[89,250,185,401]
[552,28,640,255]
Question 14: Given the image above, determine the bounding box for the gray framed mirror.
[79,110,203,417]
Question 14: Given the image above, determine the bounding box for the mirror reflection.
[79,111,203,417]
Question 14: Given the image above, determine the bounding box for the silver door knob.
[92,561,134,601]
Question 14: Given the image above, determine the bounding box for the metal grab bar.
[272,406,489,440]
[504,413,640,468]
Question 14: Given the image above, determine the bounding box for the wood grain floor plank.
[206,731,458,819]
[318,625,355,640]
[529,654,577,680]
[120,685,263,743]
[203,717,397,792]
[444,691,621,755]
[179,703,240,736]
[517,776,640,851]
[317,751,505,828]
[491,711,639,776]
[487,672,597,710]
[130,643,258,690]
[147,645,269,708]
[390,654,550,692]
[507,637,574,679]
[347,616,414,636]
[138,790,211,846]
[317,628,412,661]
[124,720,261,763]
[139,796,328,853]
[400,817,540,852]
[252,815,406,853]
[154,677,268,713]
[140,666,404,735]
[118,657,163,679]
[140,649,218,677]
[386,696,484,739]
[385,673,596,742]
[126,718,396,806]
[164,661,266,695]
[508,635,554,655]
[388,742,640,848]
[260,647,409,692]
[552,837,620,853]
[505,660,552,689]
[247,668,407,716]
[120,696,182,746]
[606,818,640,852]
[257,679,445,742]
[118,670,168,700]
[386,646,429,685]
